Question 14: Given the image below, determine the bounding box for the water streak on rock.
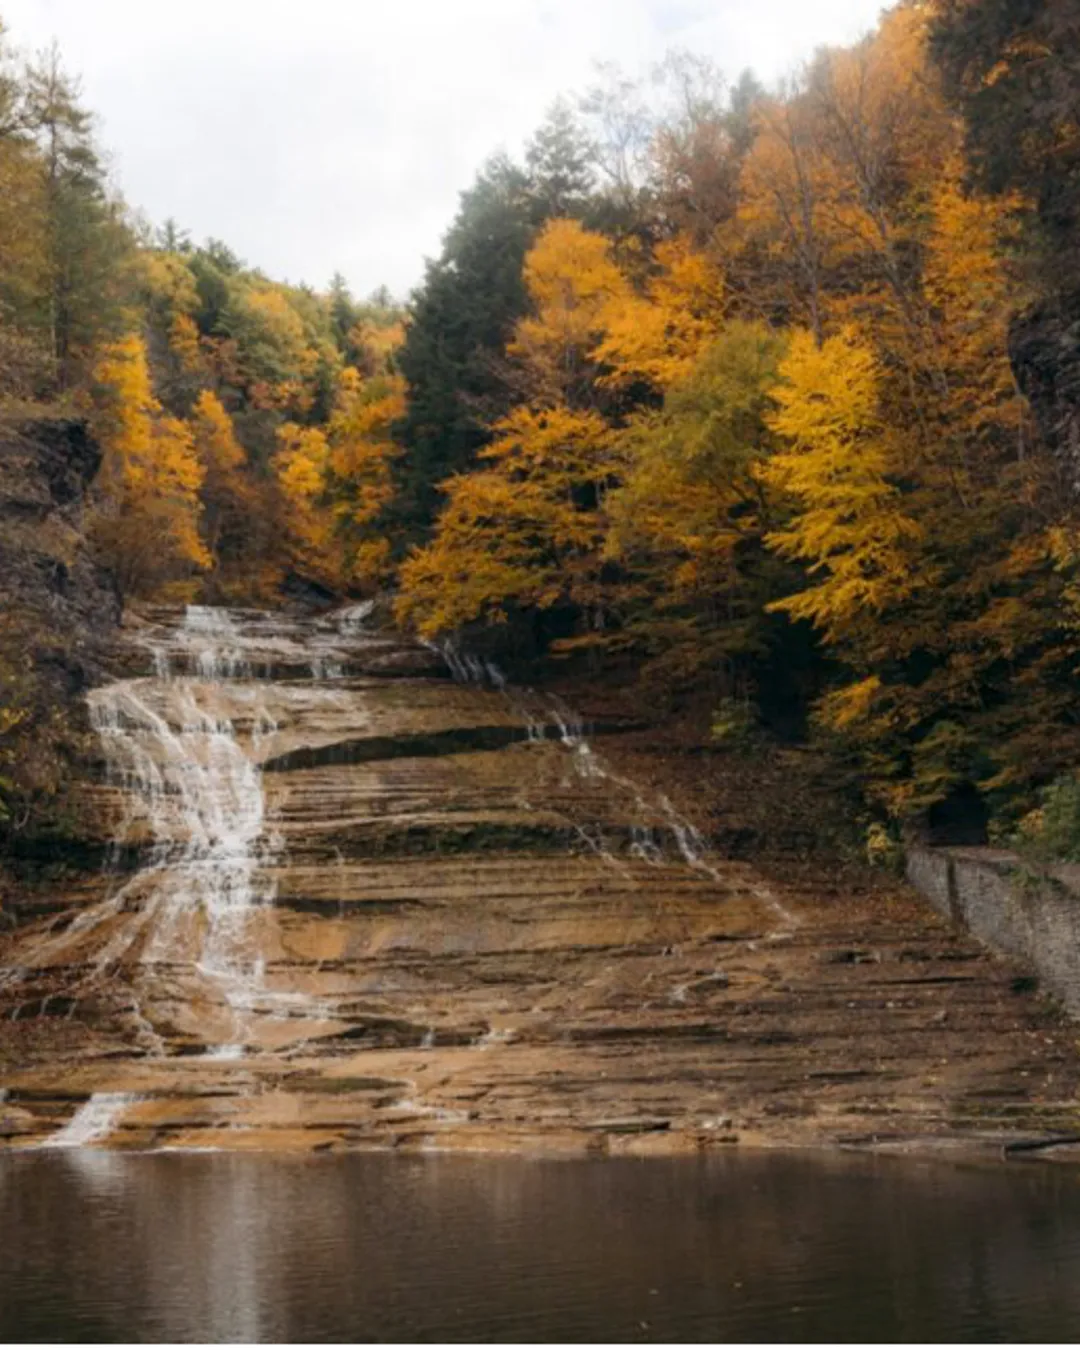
[42,1092,140,1148]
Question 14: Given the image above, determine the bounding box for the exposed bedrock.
[2,604,1079,1159]
[0,416,122,902]
[0,416,119,693]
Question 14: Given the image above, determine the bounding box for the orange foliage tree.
[87,334,209,599]
[397,219,625,642]
[274,367,404,593]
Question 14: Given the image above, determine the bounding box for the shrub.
[1010,776,1080,864]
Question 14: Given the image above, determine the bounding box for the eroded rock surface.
[0,417,120,888]
[2,605,1079,1157]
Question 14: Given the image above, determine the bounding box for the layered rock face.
[2,605,1079,1155]
[0,417,118,701]
[0,416,120,881]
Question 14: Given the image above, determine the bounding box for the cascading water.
[433,641,722,876]
[5,600,400,1091]
[1,606,299,1064]
[83,607,282,1043]
[0,598,825,1155]
[40,1092,140,1148]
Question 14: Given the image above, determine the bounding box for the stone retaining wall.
[907,845,1080,1017]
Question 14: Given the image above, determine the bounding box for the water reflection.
[2,1151,1080,1342]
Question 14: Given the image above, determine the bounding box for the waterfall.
[41,1092,140,1148]
[6,604,298,1060]
[2,600,400,1076]
[1,600,814,1155]
[334,599,375,636]
[67,608,729,1020]
[87,608,278,1018]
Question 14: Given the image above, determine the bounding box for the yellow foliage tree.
[322,367,403,588]
[732,92,839,343]
[223,281,321,414]
[760,327,923,645]
[273,364,406,594]
[594,235,726,392]
[397,219,623,640]
[137,250,199,320]
[396,405,615,637]
[272,421,340,587]
[604,321,786,691]
[922,161,1028,451]
[509,217,628,402]
[88,334,209,598]
[188,390,262,588]
[168,312,205,380]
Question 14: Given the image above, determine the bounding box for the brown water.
[2,1151,1080,1342]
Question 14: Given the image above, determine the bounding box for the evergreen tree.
[390,154,536,539]
[156,217,192,254]
[328,270,356,355]
[392,107,604,544]
[22,44,131,386]
[525,98,596,216]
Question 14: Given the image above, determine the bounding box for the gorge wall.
[0,416,120,905]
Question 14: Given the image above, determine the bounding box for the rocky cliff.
[0,416,120,890]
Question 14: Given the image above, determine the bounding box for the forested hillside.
[2,0,1079,859]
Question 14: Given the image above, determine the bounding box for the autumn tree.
[931,0,1080,488]
[762,329,923,640]
[274,361,404,594]
[605,321,787,697]
[650,51,743,243]
[395,403,617,638]
[187,389,269,595]
[594,234,726,392]
[930,0,1080,289]
[217,278,322,416]
[272,421,338,589]
[397,219,625,641]
[88,334,208,599]
[731,86,834,342]
[321,367,403,587]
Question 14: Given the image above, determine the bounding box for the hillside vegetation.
[1,1,1079,858]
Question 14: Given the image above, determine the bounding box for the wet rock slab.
[2,605,1080,1159]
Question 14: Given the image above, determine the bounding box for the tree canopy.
[4,1,1080,851]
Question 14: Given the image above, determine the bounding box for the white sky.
[1,0,887,298]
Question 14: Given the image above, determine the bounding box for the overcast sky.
[2,0,886,298]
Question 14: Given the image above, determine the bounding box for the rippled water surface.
[3,1151,1080,1342]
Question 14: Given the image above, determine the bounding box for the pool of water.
[2,1150,1080,1342]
